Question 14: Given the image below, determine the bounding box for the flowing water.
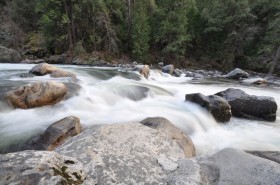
[0,63,280,155]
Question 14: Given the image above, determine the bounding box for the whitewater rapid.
[0,63,279,155]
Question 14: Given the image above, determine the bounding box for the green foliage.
[3,0,280,74]
[131,0,151,60]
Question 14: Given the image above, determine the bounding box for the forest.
[0,0,279,74]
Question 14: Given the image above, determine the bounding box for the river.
[0,63,279,155]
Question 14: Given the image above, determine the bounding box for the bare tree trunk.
[267,46,280,77]
[70,0,76,45]
[126,0,132,51]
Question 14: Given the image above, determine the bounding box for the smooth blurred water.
[0,63,279,155]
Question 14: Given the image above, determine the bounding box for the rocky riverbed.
[0,63,280,184]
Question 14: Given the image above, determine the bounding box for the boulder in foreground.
[0,151,85,185]
[185,93,232,123]
[216,88,277,121]
[140,117,195,157]
[5,81,67,109]
[21,116,81,151]
[56,123,186,184]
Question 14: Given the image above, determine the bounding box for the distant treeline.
[1,0,279,72]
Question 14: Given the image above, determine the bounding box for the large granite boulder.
[30,63,77,78]
[5,81,67,109]
[0,150,85,185]
[56,123,186,184]
[225,68,249,79]
[197,148,280,185]
[170,148,280,185]
[21,116,82,151]
[216,88,277,121]
[140,117,195,157]
[134,65,150,78]
[162,64,174,75]
[0,46,21,63]
[185,93,232,123]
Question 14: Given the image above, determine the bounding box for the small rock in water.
[242,77,267,85]
[5,81,67,109]
[133,65,150,78]
[216,88,277,121]
[185,93,232,123]
[225,68,249,79]
[21,116,81,151]
[29,63,58,75]
[162,64,174,75]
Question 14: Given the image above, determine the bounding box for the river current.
[0,63,279,155]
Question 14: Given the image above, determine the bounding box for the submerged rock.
[225,68,249,79]
[21,116,81,151]
[5,81,67,109]
[50,69,77,79]
[140,117,195,157]
[0,46,21,63]
[56,123,186,184]
[242,77,267,85]
[185,93,232,123]
[0,150,85,185]
[247,151,280,164]
[216,88,277,121]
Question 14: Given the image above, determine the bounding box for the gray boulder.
[197,148,280,185]
[225,68,249,79]
[0,45,21,63]
[247,151,280,164]
[21,116,82,151]
[140,117,195,157]
[216,88,277,121]
[56,123,186,184]
[5,81,67,109]
[185,93,232,123]
[162,64,174,75]
[0,150,85,185]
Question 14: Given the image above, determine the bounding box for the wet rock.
[185,93,232,123]
[225,68,249,79]
[21,116,81,151]
[173,68,182,77]
[140,117,195,157]
[30,63,77,79]
[247,151,280,164]
[134,65,150,78]
[5,81,67,109]
[216,88,277,121]
[162,64,174,75]
[29,63,58,76]
[50,69,77,79]
[56,123,186,184]
[197,148,280,185]
[0,150,85,185]
[242,77,267,85]
[0,45,21,63]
